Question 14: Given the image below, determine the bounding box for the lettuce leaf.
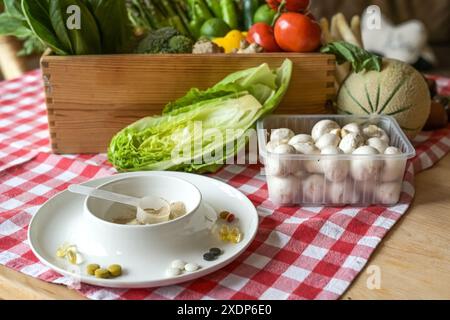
[108,59,293,173]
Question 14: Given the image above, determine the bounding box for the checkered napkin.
[1,71,450,300]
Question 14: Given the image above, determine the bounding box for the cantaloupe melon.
[337,59,431,138]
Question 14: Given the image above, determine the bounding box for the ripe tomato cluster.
[246,0,322,53]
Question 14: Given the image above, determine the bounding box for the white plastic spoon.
[68,184,171,224]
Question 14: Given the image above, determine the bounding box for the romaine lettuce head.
[108,59,293,173]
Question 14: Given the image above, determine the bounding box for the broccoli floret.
[167,35,193,54]
[136,27,193,54]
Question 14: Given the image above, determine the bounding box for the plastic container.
[257,115,416,207]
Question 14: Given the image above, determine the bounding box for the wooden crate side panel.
[41,54,335,154]
[43,54,335,111]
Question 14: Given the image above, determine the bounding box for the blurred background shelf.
[1,0,449,81]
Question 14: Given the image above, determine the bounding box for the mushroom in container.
[288,134,314,146]
[367,137,389,154]
[270,128,295,144]
[320,146,349,182]
[327,180,360,204]
[316,133,341,150]
[350,146,383,181]
[265,144,298,176]
[381,147,406,182]
[292,143,322,174]
[339,132,365,154]
[376,182,402,205]
[311,120,341,142]
[267,175,302,205]
[342,123,362,136]
[363,125,390,144]
[303,174,326,203]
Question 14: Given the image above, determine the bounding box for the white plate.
[28,172,259,289]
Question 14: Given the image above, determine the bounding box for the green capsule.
[86,264,101,276]
[107,264,122,277]
[94,268,111,279]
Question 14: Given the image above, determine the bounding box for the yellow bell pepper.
[213,30,246,54]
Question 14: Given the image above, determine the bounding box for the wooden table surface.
[1,155,450,300]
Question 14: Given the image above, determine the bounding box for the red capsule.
[219,211,235,223]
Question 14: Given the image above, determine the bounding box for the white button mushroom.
[291,142,318,155]
[265,144,298,176]
[327,180,360,204]
[341,123,362,137]
[381,147,406,182]
[302,174,326,203]
[288,134,314,146]
[367,137,389,154]
[376,182,402,205]
[293,144,322,174]
[266,140,283,153]
[339,133,365,154]
[363,125,390,144]
[330,128,343,138]
[267,175,302,205]
[320,147,349,182]
[270,128,295,144]
[315,133,341,150]
[351,146,383,181]
[311,120,341,142]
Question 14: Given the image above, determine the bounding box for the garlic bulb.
[381,147,406,182]
[363,125,390,144]
[351,146,383,181]
[367,137,389,154]
[270,128,295,144]
[316,133,341,150]
[288,134,314,146]
[265,144,297,176]
[320,146,349,182]
[303,175,326,203]
[376,182,402,205]
[327,180,360,204]
[267,175,301,205]
[311,120,340,141]
[339,133,365,154]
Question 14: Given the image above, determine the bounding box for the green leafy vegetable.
[0,13,31,38]
[49,0,74,54]
[87,0,136,54]
[108,59,293,173]
[2,0,136,56]
[21,0,69,55]
[67,0,102,55]
[0,0,45,56]
[321,41,382,73]
[3,0,26,20]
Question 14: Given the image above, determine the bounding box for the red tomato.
[247,23,281,52]
[267,0,310,13]
[274,12,322,52]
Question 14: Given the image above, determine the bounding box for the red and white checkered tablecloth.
[1,71,450,300]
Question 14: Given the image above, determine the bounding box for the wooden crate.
[41,53,335,154]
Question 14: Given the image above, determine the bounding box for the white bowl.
[83,175,204,257]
